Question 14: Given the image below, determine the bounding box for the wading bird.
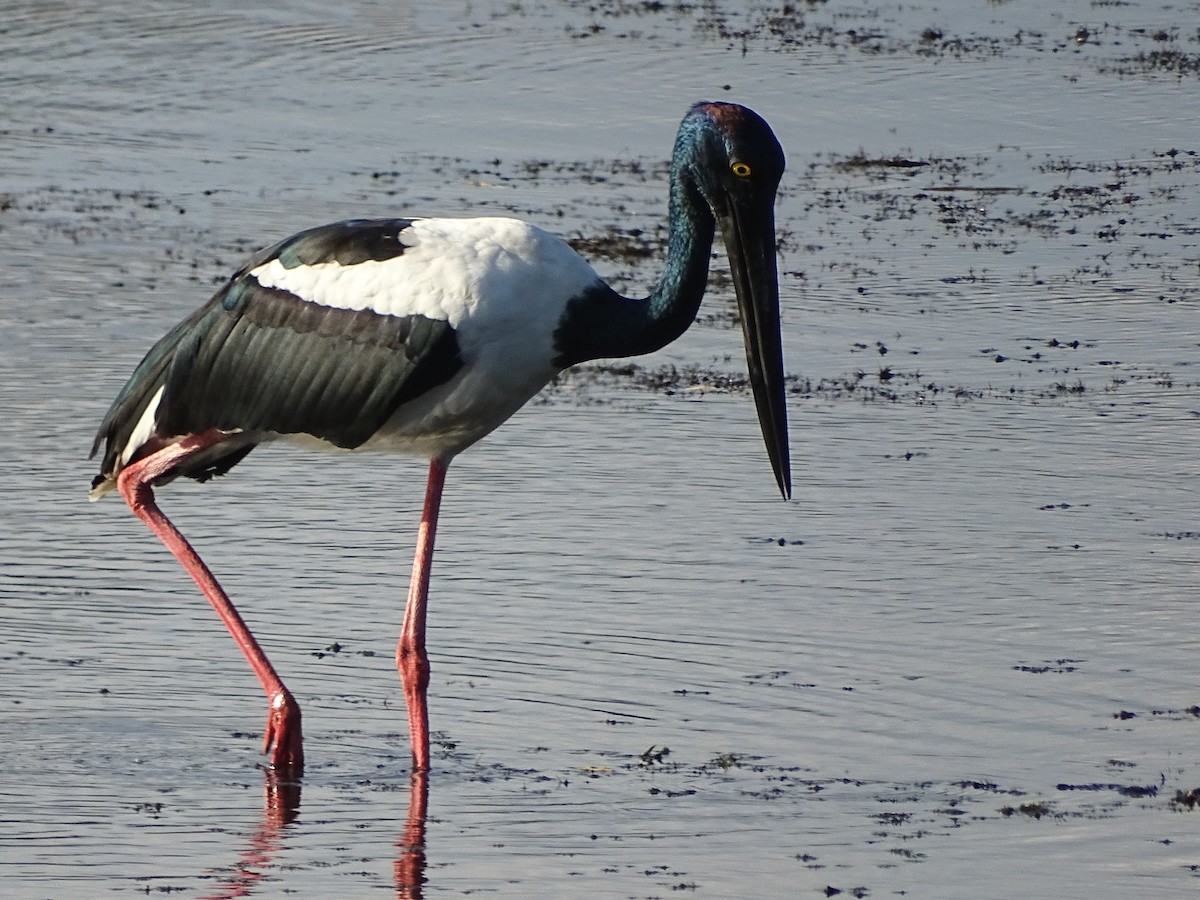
[90,101,789,774]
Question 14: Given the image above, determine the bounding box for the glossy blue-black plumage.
[91,219,462,487]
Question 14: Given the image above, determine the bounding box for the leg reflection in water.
[198,769,429,899]
[198,770,300,900]
[395,771,430,899]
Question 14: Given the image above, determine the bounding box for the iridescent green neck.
[554,129,716,367]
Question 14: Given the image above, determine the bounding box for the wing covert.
[91,219,463,485]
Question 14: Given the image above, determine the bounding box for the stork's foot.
[263,690,304,773]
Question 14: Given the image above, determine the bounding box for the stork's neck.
[553,159,716,367]
[645,172,717,347]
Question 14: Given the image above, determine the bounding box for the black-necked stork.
[90,101,789,774]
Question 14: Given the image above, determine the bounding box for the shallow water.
[3,1,1200,897]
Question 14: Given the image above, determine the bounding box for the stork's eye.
[731,161,752,177]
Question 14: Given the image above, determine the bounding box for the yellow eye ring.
[731,161,752,177]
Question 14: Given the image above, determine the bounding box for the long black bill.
[720,200,792,500]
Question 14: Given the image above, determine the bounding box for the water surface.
[3,1,1200,897]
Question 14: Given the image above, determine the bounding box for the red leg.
[116,430,304,773]
[397,458,448,772]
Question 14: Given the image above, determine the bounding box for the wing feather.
[91,219,462,492]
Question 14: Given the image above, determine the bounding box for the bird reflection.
[199,768,428,898]
[394,771,430,899]
[197,770,300,900]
